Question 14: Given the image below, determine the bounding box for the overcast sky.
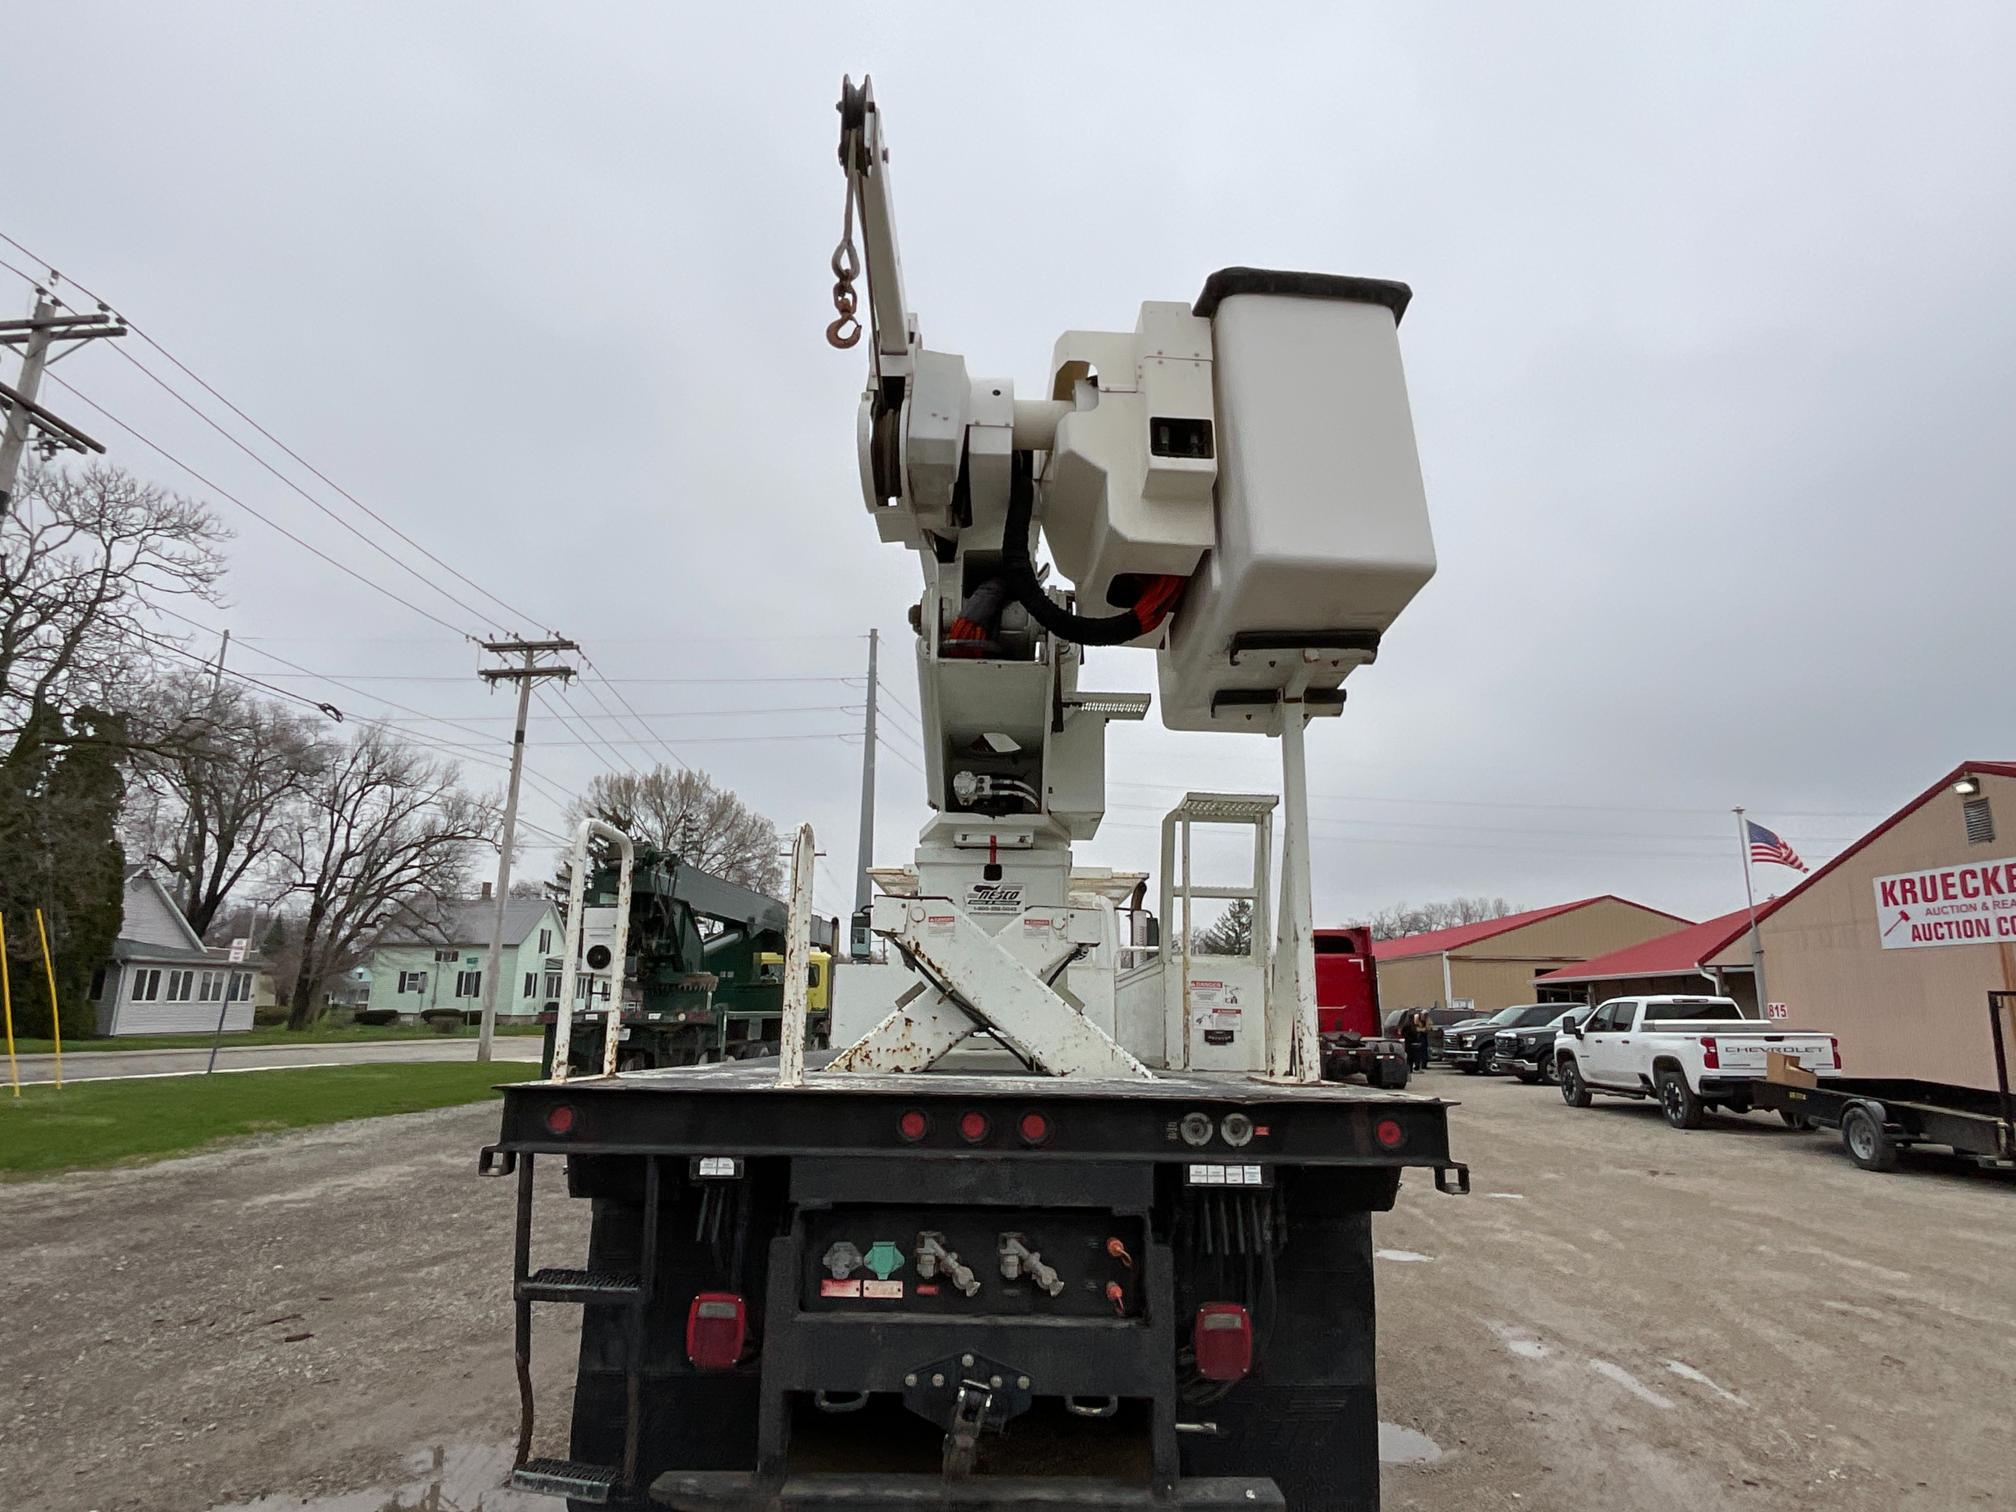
[6,3,2013,931]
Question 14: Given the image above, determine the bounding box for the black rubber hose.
[1000,450,1157,647]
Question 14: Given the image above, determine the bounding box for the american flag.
[1747,820,1807,872]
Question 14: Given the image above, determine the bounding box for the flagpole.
[1734,806,1768,1017]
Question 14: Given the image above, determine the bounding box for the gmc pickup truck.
[1555,994,1840,1129]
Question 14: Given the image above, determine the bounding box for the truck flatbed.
[491,1055,1467,1188]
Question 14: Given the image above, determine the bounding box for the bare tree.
[1366,895,1520,941]
[568,765,782,894]
[127,673,332,937]
[1,464,229,753]
[275,728,499,1027]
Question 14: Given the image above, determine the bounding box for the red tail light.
[1018,1111,1050,1146]
[1374,1117,1405,1150]
[958,1110,990,1143]
[1699,1036,1720,1070]
[1831,1038,1842,1070]
[898,1109,929,1142]
[686,1292,747,1371]
[1193,1303,1252,1381]
[544,1104,576,1136]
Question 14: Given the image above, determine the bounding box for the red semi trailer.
[1315,927,1411,1087]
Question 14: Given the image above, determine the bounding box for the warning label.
[820,1279,861,1298]
[1190,978,1245,1029]
[925,914,956,936]
[862,1279,904,1300]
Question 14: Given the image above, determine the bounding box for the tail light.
[1373,1117,1406,1150]
[958,1110,991,1143]
[686,1292,748,1371]
[1018,1111,1050,1146]
[897,1109,929,1142]
[1699,1036,1720,1070]
[1831,1038,1842,1070]
[1193,1303,1252,1381]
[544,1104,577,1136]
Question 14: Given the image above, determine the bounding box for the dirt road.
[13,1038,544,1086]
[2,1075,2009,1511]
[1375,1072,2015,1510]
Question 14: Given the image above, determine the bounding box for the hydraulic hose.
[1000,450,1184,647]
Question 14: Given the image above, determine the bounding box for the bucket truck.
[479,77,1467,1512]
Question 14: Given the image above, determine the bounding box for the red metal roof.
[1533,907,1754,984]
[1369,895,1689,961]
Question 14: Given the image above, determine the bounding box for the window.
[167,970,195,1002]
[539,928,552,953]
[545,972,562,999]
[132,969,161,1002]
[89,967,107,1001]
[1965,796,1995,845]
[202,972,225,1002]
[455,970,482,998]
[523,972,538,999]
[433,948,460,963]
[398,970,428,994]
[229,972,251,1002]
[1589,1001,1628,1032]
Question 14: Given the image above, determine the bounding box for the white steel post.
[1268,711,1322,1082]
[552,819,633,1082]
[598,824,635,1079]
[777,824,816,1087]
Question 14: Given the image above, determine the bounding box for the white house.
[91,867,263,1036]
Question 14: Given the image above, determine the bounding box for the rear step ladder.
[488,1148,660,1502]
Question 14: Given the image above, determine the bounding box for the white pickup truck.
[1554,994,1840,1129]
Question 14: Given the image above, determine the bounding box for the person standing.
[1402,1009,1429,1072]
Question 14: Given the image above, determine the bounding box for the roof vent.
[1964,796,1994,846]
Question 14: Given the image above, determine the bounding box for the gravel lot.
[2,1074,2009,1511]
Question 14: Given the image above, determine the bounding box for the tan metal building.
[1371,896,1692,1015]
[1703,761,2016,1091]
[1533,907,1759,1013]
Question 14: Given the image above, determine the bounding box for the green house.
[365,893,565,1023]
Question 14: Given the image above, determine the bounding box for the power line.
[43,372,478,639]
[579,653,690,772]
[364,704,863,725]
[525,731,857,748]
[103,342,514,634]
[217,672,863,685]
[1104,778,1885,823]
[0,225,546,633]
[539,686,641,780]
[143,603,576,812]
[874,729,926,776]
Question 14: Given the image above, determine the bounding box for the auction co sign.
[1872,856,2016,949]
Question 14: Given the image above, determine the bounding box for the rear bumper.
[651,1472,1285,1510]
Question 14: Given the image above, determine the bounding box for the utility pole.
[211,628,230,694]
[851,628,878,959]
[475,637,577,1062]
[0,286,124,519]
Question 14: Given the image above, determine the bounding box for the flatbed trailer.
[1750,991,2016,1173]
[482,1057,1467,1512]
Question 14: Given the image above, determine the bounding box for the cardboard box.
[1765,1050,1818,1087]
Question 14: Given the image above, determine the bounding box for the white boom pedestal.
[831,896,1153,1080]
